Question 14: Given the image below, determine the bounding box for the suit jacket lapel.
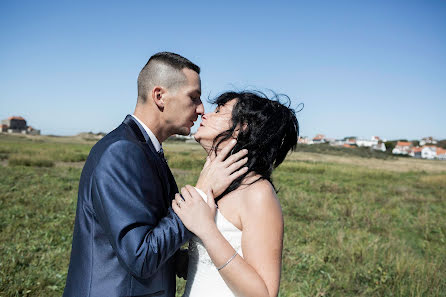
[123,115,157,153]
[164,163,179,195]
[123,115,177,208]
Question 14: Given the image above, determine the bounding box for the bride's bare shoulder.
[238,177,283,220]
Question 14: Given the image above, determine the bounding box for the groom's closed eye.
[191,96,201,103]
[189,90,201,103]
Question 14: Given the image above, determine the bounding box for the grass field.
[1,133,445,297]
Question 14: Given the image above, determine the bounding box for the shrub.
[61,153,88,162]
[8,157,54,167]
[295,143,393,160]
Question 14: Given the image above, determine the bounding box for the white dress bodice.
[182,208,243,297]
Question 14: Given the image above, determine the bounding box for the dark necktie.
[158,147,167,164]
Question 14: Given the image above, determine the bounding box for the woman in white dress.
[173,91,299,297]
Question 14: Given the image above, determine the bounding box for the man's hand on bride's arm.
[195,139,249,197]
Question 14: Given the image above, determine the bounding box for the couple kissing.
[63,52,299,297]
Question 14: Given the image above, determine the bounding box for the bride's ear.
[232,122,248,138]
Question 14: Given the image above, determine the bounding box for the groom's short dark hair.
[137,52,200,103]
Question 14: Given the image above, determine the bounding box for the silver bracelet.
[217,251,238,271]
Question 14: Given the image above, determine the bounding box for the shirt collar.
[131,114,162,152]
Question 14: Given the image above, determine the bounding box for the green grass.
[275,161,446,296]
[0,134,92,165]
[1,134,445,296]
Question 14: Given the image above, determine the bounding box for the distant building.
[356,138,375,147]
[298,136,313,144]
[421,146,437,160]
[330,140,345,146]
[2,116,27,133]
[1,116,40,135]
[356,136,382,148]
[26,126,40,135]
[331,137,354,147]
[312,134,326,144]
[437,148,446,160]
[344,137,357,145]
[407,145,445,160]
[392,141,412,155]
[409,146,423,158]
[372,142,386,152]
[329,135,386,150]
[420,137,437,146]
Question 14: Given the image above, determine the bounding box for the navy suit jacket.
[63,115,192,297]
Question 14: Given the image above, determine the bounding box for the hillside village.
[299,135,446,160]
[2,115,444,160]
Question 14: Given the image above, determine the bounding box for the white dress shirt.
[131,114,162,153]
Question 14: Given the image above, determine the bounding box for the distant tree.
[437,139,446,149]
[412,140,420,147]
[343,136,357,140]
[385,141,396,153]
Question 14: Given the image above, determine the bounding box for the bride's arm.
[173,183,283,297]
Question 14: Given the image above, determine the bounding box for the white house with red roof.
[392,141,412,155]
[409,146,423,158]
[312,134,326,144]
[436,147,446,160]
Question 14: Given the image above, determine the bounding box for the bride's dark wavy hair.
[210,91,300,202]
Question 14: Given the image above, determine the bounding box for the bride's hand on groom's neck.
[195,139,249,197]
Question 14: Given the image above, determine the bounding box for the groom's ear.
[152,86,165,109]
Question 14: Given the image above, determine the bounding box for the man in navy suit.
[63,52,239,297]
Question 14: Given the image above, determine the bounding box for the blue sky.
[1,0,445,140]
